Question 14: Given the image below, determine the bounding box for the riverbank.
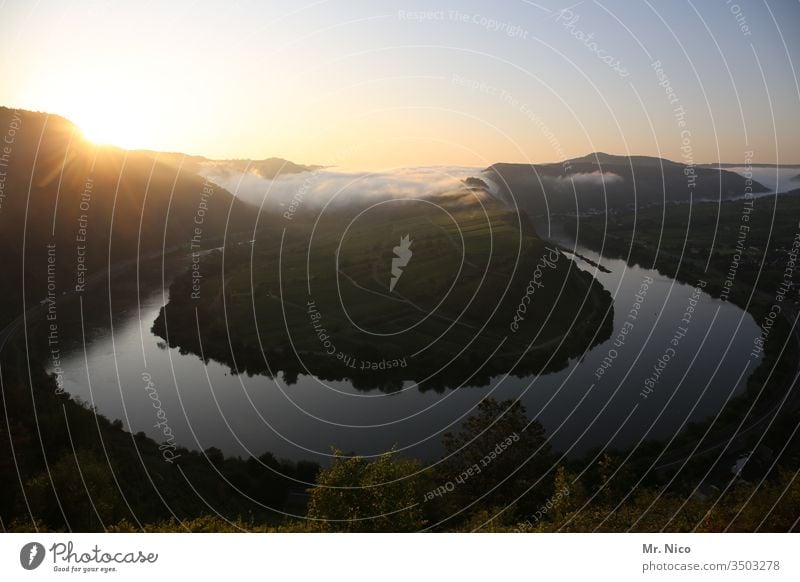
[563,194,800,483]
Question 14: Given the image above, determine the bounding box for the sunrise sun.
[75,106,149,149]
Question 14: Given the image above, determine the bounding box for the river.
[51,234,762,465]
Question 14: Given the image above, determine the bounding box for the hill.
[134,151,320,179]
[0,107,261,327]
[486,152,768,216]
[152,188,613,391]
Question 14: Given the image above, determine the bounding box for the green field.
[155,195,613,390]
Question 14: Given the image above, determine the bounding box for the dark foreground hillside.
[0,107,258,328]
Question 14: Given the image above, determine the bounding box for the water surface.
[53,238,761,464]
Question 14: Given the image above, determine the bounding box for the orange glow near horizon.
[2,2,797,167]
[73,108,149,149]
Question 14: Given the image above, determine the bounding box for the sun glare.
[55,78,158,150]
[75,108,148,149]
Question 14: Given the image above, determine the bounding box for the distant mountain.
[568,152,683,168]
[701,163,800,169]
[0,107,262,326]
[486,152,769,216]
[211,157,321,178]
[135,151,320,179]
[791,173,800,182]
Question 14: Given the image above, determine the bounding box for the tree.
[23,449,127,531]
[438,398,554,520]
[307,449,427,532]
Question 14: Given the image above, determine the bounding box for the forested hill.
[486,152,768,216]
[0,107,258,327]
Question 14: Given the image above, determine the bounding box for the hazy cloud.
[198,165,497,212]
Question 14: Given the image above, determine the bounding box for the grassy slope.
[155,195,613,390]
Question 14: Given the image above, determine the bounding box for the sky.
[0,0,798,168]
